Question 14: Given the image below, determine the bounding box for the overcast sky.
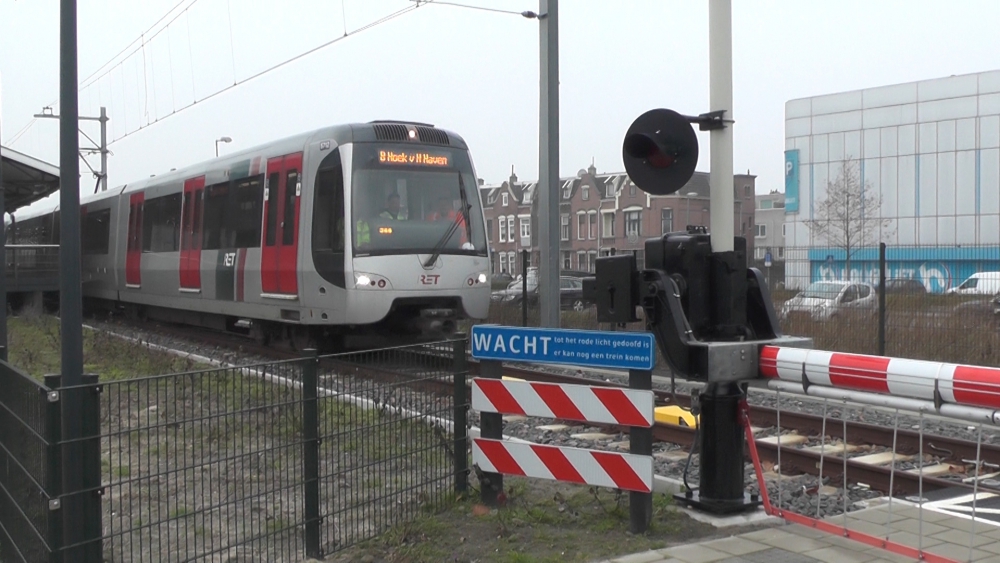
[3,0,1000,213]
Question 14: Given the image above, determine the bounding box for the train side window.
[230,175,263,248]
[282,170,298,245]
[81,208,111,255]
[142,193,182,253]
[193,189,203,249]
[265,172,280,246]
[202,182,228,250]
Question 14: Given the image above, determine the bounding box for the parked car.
[947,272,1000,295]
[779,281,876,322]
[491,276,592,311]
[491,271,514,290]
[876,279,927,294]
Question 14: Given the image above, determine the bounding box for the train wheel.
[250,322,270,346]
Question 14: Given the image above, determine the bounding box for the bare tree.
[807,159,892,280]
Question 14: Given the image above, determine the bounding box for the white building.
[784,70,1000,292]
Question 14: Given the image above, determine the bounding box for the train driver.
[427,196,468,238]
[378,193,406,221]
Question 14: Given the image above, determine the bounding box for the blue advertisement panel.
[807,247,1000,294]
[471,325,656,370]
[784,149,800,213]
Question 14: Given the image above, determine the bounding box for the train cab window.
[81,208,111,255]
[312,148,346,287]
[203,176,263,249]
[143,193,182,253]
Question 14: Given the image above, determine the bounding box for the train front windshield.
[351,144,487,257]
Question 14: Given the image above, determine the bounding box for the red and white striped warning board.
[760,346,1000,410]
[472,438,653,493]
[472,378,654,427]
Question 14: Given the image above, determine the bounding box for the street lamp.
[684,191,698,227]
[215,136,232,157]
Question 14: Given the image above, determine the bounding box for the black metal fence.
[485,243,1000,367]
[0,339,469,562]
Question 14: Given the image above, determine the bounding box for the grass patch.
[327,477,721,563]
[7,314,209,380]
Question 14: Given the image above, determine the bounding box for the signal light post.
[583,0,812,516]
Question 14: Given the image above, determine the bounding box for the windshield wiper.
[422,172,474,268]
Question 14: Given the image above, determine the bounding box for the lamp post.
[215,136,232,157]
[684,191,698,227]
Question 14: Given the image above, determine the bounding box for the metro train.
[9,121,492,349]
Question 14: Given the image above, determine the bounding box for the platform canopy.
[1,145,60,212]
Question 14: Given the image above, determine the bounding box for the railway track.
[102,317,1000,498]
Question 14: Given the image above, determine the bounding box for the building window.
[755,224,766,238]
[589,212,597,240]
[660,209,673,234]
[634,249,645,267]
[502,193,508,207]
[759,199,773,209]
[625,210,641,237]
[745,185,752,197]
[577,213,586,240]
[499,252,508,273]
[588,250,598,272]
[629,182,636,196]
[600,248,614,257]
[577,251,587,272]
[602,213,615,238]
[499,216,507,242]
[581,186,589,201]
[507,216,515,241]
[782,223,787,237]
[519,217,530,239]
[562,183,572,199]
[755,247,766,259]
[562,251,572,270]
[560,214,570,241]
[605,182,615,198]
[486,219,493,242]
[778,247,784,258]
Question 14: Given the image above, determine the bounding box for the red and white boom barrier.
[759,346,1000,425]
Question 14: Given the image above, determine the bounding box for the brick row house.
[480,164,757,277]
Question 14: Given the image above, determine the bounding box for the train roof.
[14,121,470,221]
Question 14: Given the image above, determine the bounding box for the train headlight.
[356,275,371,287]
[478,273,487,284]
[466,272,489,287]
[354,272,391,289]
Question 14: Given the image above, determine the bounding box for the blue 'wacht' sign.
[471,325,656,370]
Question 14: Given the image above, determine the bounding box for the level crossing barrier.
[748,345,1000,562]
[470,324,658,533]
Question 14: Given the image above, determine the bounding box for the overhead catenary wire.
[411,0,534,17]
[107,1,427,146]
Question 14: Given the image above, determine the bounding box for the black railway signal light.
[622,109,699,196]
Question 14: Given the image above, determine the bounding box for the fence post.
[43,375,63,563]
[452,339,469,494]
[629,368,653,534]
[479,359,504,506]
[60,374,103,562]
[301,349,321,558]
[878,242,886,356]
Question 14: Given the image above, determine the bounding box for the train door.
[261,152,302,297]
[126,192,144,287]
[180,176,205,291]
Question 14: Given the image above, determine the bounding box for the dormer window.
[605,182,615,198]
[502,193,509,207]
[582,186,589,201]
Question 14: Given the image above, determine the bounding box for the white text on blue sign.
[470,326,655,370]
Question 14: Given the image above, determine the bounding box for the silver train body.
[10,121,491,344]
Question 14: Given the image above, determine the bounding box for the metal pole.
[0,76,7,361]
[59,0,88,556]
[708,0,734,252]
[521,249,529,327]
[99,106,107,191]
[537,0,560,328]
[628,368,653,533]
[878,242,886,356]
[479,359,504,506]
